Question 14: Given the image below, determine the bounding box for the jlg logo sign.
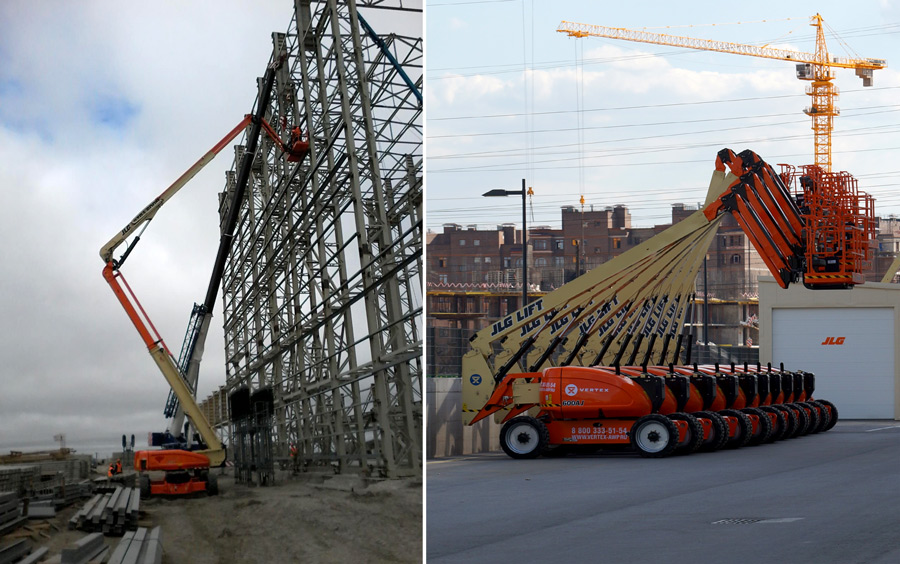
[821,337,845,345]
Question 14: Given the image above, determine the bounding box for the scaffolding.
[220,0,422,479]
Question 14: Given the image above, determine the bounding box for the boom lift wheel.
[720,409,752,449]
[500,416,549,459]
[695,411,728,451]
[814,399,839,431]
[139,474,151,499]
[805,401,829,433]
[759,406,787,441]
[773,405,798,438]
[630,414,678,458]
[668,412,703,455]
[798,402,820,434]
[741,407,774,445]
[206,472,219,496]
[788,404,810,437]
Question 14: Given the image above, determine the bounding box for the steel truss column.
[220,0,421,479]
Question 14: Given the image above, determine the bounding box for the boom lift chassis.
[463,149,865,458]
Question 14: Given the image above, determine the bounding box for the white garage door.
[772,307,894,419]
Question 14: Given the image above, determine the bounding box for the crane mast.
[557,14,886,171]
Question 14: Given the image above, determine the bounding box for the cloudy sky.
[0,1,344,453]
[427,0,900,231]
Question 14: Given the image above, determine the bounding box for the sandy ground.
[2,469,422,563]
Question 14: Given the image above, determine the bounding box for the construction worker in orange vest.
[107,463,114,482]
[115,459,122,474]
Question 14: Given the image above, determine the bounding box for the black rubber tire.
[741,407,774,446]
[695,411,729,451]
[798,402,821,434]
[788,403,810,436]
[630,414,679,458]
[812,401,829,432]
[759,406,787,441]
[773,405,798,438]
[139,474,151,499]
[206,472,219,496]
[500,416,549,459]
[668,412,704,455]
[720,409,753,449]
[810,400,832,432]
[815,399,839,431]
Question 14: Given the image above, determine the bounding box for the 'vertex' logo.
[821,337,845,345]
[564,384,578,396]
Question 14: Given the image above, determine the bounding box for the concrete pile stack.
[107,527,163,564]
[0,539,46,564]
[0,492,25,536]
[60,532,107,564]
[68,487,139,536]
[0,465,40,495]
[53,480,93,508]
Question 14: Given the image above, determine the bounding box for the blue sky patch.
[89,94,139,128]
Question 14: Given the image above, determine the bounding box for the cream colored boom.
[462,168,735,424]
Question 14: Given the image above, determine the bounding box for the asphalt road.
[426,420,900,564]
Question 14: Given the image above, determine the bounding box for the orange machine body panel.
[538,366,654,419]
[150,479,208,496]
[547,419,634,445]
[134,449,210,472]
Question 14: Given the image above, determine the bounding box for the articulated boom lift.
[100,54,310,496]
[462,149,869,458]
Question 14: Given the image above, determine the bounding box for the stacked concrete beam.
[60,533,105,564]
[108,527,162,564]
[0,465,40,493]
[0,492,25,536]
[68,488,139,536]
[0,539,31,564]
[17,546,49,564]
[54,480,93,508]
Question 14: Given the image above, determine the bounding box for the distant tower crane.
[558,14,886,172]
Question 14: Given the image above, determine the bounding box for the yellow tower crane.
[557,14,886,172]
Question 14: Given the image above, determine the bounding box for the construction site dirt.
[5,470,422,563]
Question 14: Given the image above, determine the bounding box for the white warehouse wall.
[759,277,900,420]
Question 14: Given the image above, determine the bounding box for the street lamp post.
[483,179,528,312]
[483,180,528,369]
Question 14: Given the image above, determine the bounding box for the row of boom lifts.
[463,149,867,458]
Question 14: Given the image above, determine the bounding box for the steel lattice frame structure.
[220,0,422,478]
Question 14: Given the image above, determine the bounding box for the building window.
[474,256,482,264]
[613,239,622,249]
[554,257,565,266]
[536,258,548,267]
[555,239,564,250]
[731,254,742,264]
[474,239,480,246]
[516,258,523,267]
[438,274,448,283]
[484,257,492,264]
[459,239,466,246]
[439,258,447,268]
[535,240,547,250]
[730,235,743,247]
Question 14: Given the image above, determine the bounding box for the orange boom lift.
[100,55,310,496]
